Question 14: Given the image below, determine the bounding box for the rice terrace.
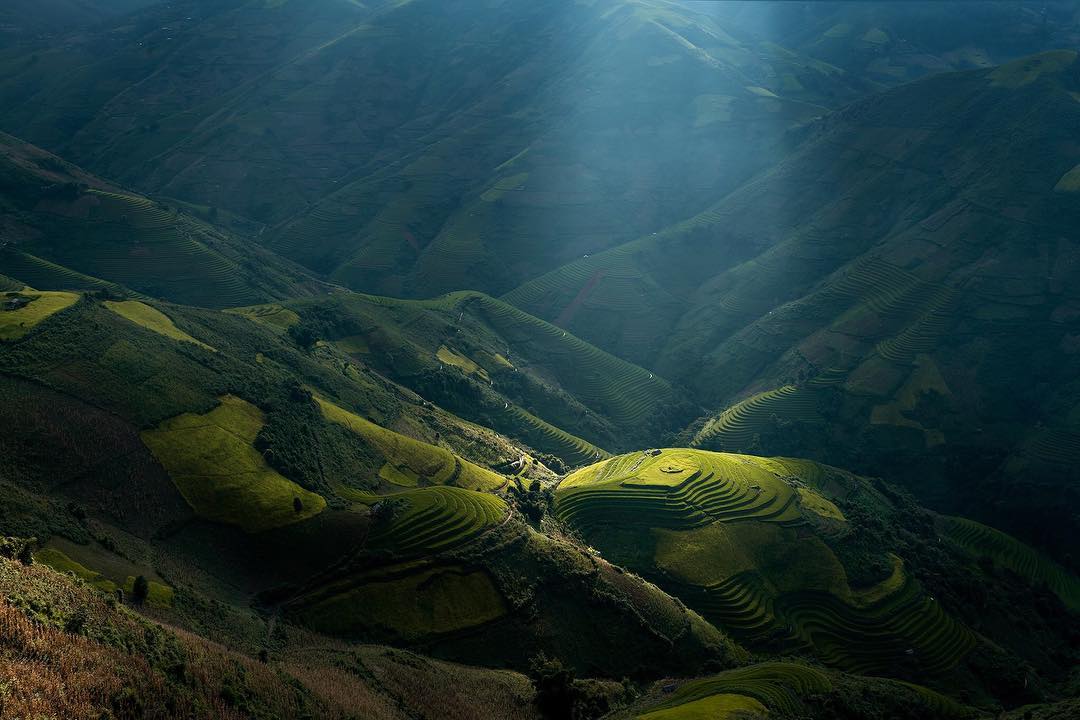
[0,1,1078,719]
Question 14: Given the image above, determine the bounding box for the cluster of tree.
[507,479,553,523]
[529,655,612,720]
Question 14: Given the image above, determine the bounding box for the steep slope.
[0,289,738,678]
[0,132,321,307]
[718,0,1080,86]
[249,290,699,463]
[0,0,871,297]
[555,448,1079,705]
[504,52,1080,562]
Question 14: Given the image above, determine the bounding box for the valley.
[1,2,1079,719]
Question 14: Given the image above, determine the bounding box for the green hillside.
[1,4,1079,718]
[0,0,871,297]
[555,449,986,678]
[0,134,320,308]
[259,290,693,463]
[503,52,1080,565]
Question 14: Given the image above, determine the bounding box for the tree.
[530,655,581,719]
[132,575,150,605]
[16,540,34,566]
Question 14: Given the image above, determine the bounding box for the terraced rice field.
[774,574,976,675]
[105,300,214,350]
[490,403,610,467]
[0,251,122,294]
[0,289,80,341]
[226,303,300,332]
[556,450,976,675]
[74,190,261,308]
[362,486,508,555]
[691,386,822,450]
[1024,427,1080,466]
[556,450,805,532]
[939,516,1080,611]
[874,288,956,364]
[315,395,505,492]
[639,662,831,718]
[294,560,507,640]
[141,395,326,532]
[461,293,675,429]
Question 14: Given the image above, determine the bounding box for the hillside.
[502,51,1080,563]
[720,1,1080,86]
[0,0,874,297]
[242,290,698,463]
[0,132,322,307]
[0,288,742,679]
[554,448,1078,704]
[1,3,1079,718]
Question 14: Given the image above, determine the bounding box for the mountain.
[717,0,1080,86]
[0,131,320,307]
[2,3,1080,719]
[501,51,1080,564]
[0,0,873,297]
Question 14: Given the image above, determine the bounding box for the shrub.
[131,575,150,605]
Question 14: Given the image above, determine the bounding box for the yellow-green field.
[35,548,174,607]
[1054,162,1080,193]
[105,300,215,350]
[297,564,506,640]
[316,396,505,492]
[639,693,766,720]
[436,345,490,381]
[0,289,79,340]
[555,449,976,675]
[142,395,326,532]
[632,662,971,720]
[227,303,300,332]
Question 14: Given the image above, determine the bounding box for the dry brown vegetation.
[0,556,541,719]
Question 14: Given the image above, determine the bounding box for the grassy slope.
[272,290,691,461]
[0,133,322,308]
[141,395,327,532]
[0,289,79,340]
[0,553,542,720]
[105,300,215,350]
[316,395,505,493]
[504,53,1080,565]
[557,449,1054,687]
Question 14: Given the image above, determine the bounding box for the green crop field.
[34,547,174,607]
[691,386,822,450]
[0,289,79,341]
[639,663,830,718]
[556,449,976,675]
[226,303,300,333]
[142,395,326,532]
[356,486,508,556]
[295,562,507,640]
[939,515,1080,611]
[632,661,973,720]
[316,396,505,492]
[34,548,119,594]
[638,693,766,719]
[105,300,215,351]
